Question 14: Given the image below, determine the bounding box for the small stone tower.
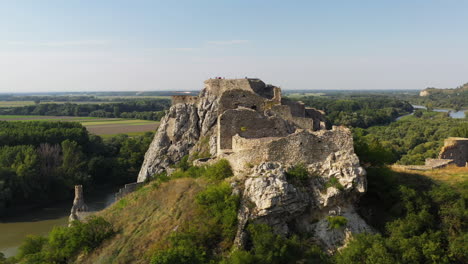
[69,185,88,224]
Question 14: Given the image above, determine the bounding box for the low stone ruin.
[396,137,468,171]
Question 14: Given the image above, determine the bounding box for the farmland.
[0,115,159,138]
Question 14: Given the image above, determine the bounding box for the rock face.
[137,78,371,251]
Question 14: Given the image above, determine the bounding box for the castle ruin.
[165,78,327,172]
[137,78,369,251]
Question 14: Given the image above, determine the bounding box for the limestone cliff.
[137,78,370,251]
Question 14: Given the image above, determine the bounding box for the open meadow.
[0,115,159,138]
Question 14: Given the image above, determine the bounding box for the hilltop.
[417,83,468,109]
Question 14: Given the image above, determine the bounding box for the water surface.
[0,189,116,258]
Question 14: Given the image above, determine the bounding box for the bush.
[15,216,115,263]
[325,176,344,191]
[327,216,348,229]
[151,180,240,262]
[204,159,233,181]
[171,159,233,181]
[285,164,310,186]
[195,182,240,242]
[150,233,207,264]
[221,224,331,264]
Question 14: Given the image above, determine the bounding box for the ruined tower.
[69,185,88,224]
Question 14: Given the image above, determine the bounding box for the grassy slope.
[78,178,207,264]
[392,165,468,191]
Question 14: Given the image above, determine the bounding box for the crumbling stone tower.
[69,185,88,224]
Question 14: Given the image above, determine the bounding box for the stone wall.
[204,79,260,97]
[305,108,327,130]
[439,137,468,167]
[217,108,293,151]
[281,98,306,117]
[115,182,144,200]
[425,159,455,168]
[218,89,267,114]
[232,135,281,152]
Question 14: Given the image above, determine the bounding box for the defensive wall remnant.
[439,137,468,167]
[394,137,468,171]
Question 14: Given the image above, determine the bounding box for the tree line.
[292,95,414,128]
[0,121,154,214]
[353,111,468,166]
[0,99,170,121]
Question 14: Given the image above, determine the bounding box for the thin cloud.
[206,40,249,45]
[172,48,196,51]
[7,40,108,47]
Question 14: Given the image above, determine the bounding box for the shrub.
[204,159,233,181]
[15,216,115,263]
[17,235,47,259]
[150,233,207,264]
[327,216,348,229]
[325,176,344,191]
[170,159,233,181]
[228,224,332,264]
[285,164,310,186]
[195,182,240,242]
[151,181,240,262]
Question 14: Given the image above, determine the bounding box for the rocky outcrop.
[137,78,371,251]
[137,86,219,182]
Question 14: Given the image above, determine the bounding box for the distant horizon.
[0,88,426,95]
[1,1,468,92]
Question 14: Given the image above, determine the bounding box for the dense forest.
[408,83,468,110]
[291,95,413,128]
[1,93,467,263]
[354,111,468,165]
[0,99,170,121]
[5,159,466,263]
[0,121,154,214]
[0,91,198,102]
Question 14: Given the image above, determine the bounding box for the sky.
[0,0,468,92]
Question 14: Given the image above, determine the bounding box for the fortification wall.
[204,79,259,97]
[222,126,360,176]
[217,108,293,151]
[424,159,454,168]
[171,95,199,105]
[218,89,266,114]
[289,117,315,130]
[305,108,327,130]
[281,98,306,117]
[115,182,144,200]
[232,135,281,152]
[265,127,356,165]
[439,137,468,167]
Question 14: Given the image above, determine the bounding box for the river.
[0,188,116,258]
[396,105,466,120]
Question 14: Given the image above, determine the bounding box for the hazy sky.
[1,0,468,92]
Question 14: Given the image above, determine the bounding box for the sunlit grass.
[392,165,468,189]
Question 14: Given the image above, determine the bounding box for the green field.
[285,92,325,99]
[0,115,159,137]
[0,101,129,107]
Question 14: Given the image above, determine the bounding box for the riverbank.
[397,105,466,121]
[0,186,117,258]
